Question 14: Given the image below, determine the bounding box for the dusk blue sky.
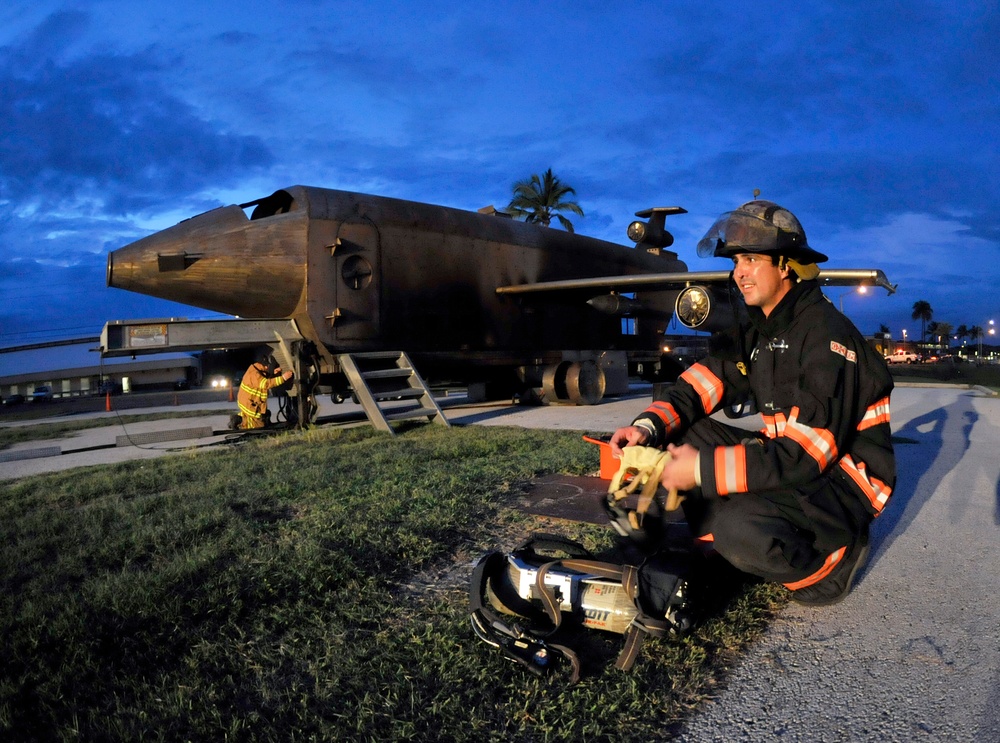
[1,1,997,354]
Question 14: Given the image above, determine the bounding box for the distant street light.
[839,286,868,314]
[978,319,995,359]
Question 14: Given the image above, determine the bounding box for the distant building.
[869,332,893,357]
[1,339,200,400]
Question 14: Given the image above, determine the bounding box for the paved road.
[675,386,1000,743]
[3,384,999,741]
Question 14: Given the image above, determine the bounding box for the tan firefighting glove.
[607,446,683,531]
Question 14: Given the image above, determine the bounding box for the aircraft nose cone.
[106,204,306,318]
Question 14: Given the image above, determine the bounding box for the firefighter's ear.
[777,256,792,279]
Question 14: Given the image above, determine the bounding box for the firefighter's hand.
[660,443,699,492]
[282,370,293,381]
[610,426,649,458]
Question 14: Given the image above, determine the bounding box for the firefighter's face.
[732,253,791,317]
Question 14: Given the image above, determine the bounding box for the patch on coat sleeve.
[830,341,857,363]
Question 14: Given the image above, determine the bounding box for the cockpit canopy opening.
[240,189,295,220]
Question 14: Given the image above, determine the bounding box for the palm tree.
[956,325,969,354]
[926,321,939,347]
[911,300,933,342]
[935,321,953,350]
[507,169,584,232]
[970,325,984,357]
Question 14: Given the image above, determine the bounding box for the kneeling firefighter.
[236,352,294,430]
[611,200,896,606]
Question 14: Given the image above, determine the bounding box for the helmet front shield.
[696,211,794,258]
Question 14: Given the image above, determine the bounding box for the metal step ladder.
[337,352,450,435]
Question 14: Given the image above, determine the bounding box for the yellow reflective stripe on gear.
[838,454,892,513]
[857,396,891,431]
[238,402,263,419]
[680,363,723,414]
[240,381,268,400]
[781,406,837,471]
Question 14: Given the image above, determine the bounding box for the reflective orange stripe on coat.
[781,406,838,472]
[642,400,682,433]
[679,363,724,415]
[713,445,748,495]
[783,546,846,590]
[839,454,892,513]
[762,406,837,473]
[857,397,891,431]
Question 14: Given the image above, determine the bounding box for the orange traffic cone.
[105,391,111,412]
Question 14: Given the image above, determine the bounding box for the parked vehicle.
[31,385,53,401]
[885,350,918,364]
[2,394,25,406]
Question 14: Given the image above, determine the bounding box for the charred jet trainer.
[106,187,689,402]
[105,186,895,427]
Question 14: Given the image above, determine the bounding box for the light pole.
[839,286,868,314]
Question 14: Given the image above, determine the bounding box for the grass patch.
[0,411,224,450]
[1,424,784,741]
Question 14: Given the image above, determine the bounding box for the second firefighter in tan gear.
[237,357,293,429]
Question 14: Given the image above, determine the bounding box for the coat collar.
[746,279,824,337]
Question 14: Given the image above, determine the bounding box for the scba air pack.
[470,534,694,684]
[469,445,697,683]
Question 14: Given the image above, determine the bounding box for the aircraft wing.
[495,268,896,296]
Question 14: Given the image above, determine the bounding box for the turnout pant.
[676,418,871,586]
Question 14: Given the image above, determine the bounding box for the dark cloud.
[0,10,273,216]
[1,1,998,347]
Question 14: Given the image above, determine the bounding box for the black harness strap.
[469,551,582,683]
[470,534,691,683]
[532,556,676,674]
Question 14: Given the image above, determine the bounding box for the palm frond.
[505,168,584,230]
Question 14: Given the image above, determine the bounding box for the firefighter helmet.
[696,200,828,264]
[260,351,279,376]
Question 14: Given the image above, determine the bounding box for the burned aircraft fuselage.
[107,186,684,387]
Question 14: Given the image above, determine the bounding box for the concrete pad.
[674,385,1000,742]
[0,446,61,463]
[0,409,237,480]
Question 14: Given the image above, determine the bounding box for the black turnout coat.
[633,279,896,582]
